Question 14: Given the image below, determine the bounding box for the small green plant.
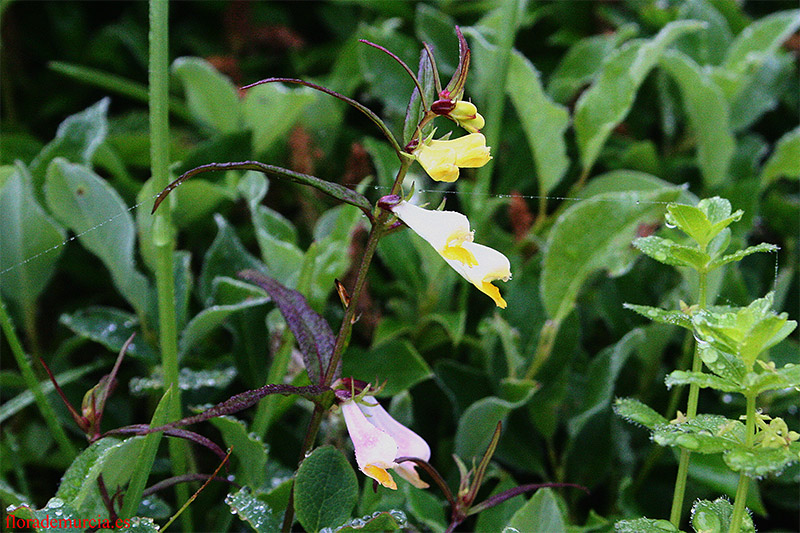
[615,197,798,533]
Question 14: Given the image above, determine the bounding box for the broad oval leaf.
[293,446,359,533]
[507,488,566,533]
[172,57,242,133]
[541,187,681,322]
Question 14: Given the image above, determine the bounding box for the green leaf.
[0,361,104,425]
[243,82,316,155]
[652,415,745,453]
[752,362,800,395]
[665,197,742,250]
[574,21,704,174]
[761,126,800,184]
[293,446,359,533]
[507,488,566,533]
[226,487,282,533]
[59,306,158,363]
[54,436,145,516]
[172,57,242,133]
[614,517,680,532]
[665,370,742,393]
[708,243,779,270]
[547,27,637,104]
[633,235,710,270]
[30,98,110,194]
[329,510,406,531]
[209,416,269,488]
[541,187,680,321]
[120,388,174,519]
[723,9,800,74]
[613,397,668,429]
[171,179,237,229]
[506,50,569,195]
[45,159,152,319]
[692,497,755,533]
[723,443,800,478]
[659,50,735,188]
[8,498,84,531]
[342,339,433,397]
[455,392,534,461]
[0,164,66,319]
[179,294,270,356]
[623,304,692,329]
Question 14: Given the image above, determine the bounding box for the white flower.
[390,201,512,308]
[341,395,430,490]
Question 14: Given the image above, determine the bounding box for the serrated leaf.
[652,415,744,453]
[210,416,269,488]
[761,126,800,184]
[507,488,566,533]
[665,370,742,393]
[506,50,569,195]
[633,235,710,270]
[243,82,316,154]
[665,198,742,250]
[226,487,282,533]
[709,243,779,269]
[172,57,242,133]
[574,20,704,173]
[692,497,755,533]
[45,159,152,319]
[30,98,110,194]
[623,304,692,329]
[723,444,800,478]
[294,446,359,533]
[613,397,668,429]
[752,363,800,394]
[59,306,158,363]
[659,50,735,188]
[239,270,335,384]
[0,164,66,321]
[541,187,680,322]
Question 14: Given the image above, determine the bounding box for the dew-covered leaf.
[293,446,359,533]
[691,497,754,533]
[652,415,744,453]
[59,306,158,363]
[723,443,800,478]
[665,198,742,251]
[633,235,710,270]
[226,487,282,533]
[209,416,269,488]
[326,510,407,532]
[665,370,742,393]
[613,397,668,429]
[614,517,680,532]
[708,243,779,270]
[623,304,692,329]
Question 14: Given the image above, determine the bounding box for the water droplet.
[49,498,64,508]
[722,394,733,404]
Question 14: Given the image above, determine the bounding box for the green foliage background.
[1,1,797,531]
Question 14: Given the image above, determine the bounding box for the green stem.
[525,319,559,380]
[669,270,708,527]
[728,392,756,533]
[149,0,191,528]
[0,297,77,458]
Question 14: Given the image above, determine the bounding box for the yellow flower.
[450,101,485,133]
[341,395,430,489]
[413,133,491,183]
[390,201,511,308]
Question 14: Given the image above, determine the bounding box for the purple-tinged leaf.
[443,26,470,99]
[239,270,337,384]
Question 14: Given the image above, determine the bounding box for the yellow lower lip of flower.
[480,281,507,308]
[363,464,397,490]
[441,244,478,267]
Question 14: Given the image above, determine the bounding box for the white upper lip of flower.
[342,395,430,490]
[389,201,512,307]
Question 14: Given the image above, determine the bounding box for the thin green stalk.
[728,392,756,533]
[149,0,191,528]
[471,0,520,209]
[525,319,559,380]
[669,270,708,526]
[0,296,77,458]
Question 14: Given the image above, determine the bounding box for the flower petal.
[444,242,512,308]
[341,400,398,489]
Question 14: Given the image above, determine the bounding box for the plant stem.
[0,296,77,459]
[149,0,191,528]
[525,319,559,380]
[728,391,756,533]
[669,270,708,527]
[281,158,413,532]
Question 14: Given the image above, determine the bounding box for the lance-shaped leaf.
[707,243,778,270]
[633,235,710,271]
[613,397,667,430]
[152,161,372,219]
[403,46,437,146]
[761,126,800,184]
[623,304,692,330]
[665,370,741,394]
[239,270,337,384]
[665,197,742,251]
